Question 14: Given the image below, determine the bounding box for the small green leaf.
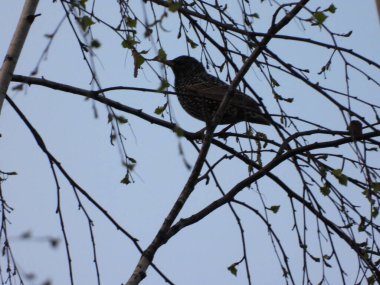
[91,39,101,48]
[342,31,353,37]
[79,0,87,8]
[135,54,145,68]
[125,17,137,28]
[282,267,289,278]
[158,80,170,92]
[144,28,153,37]
[122,36,140,49]
[168,0,182,12]
[320,166,327,178]
[274,93,293,103]
[227,264,237,276]
[107,113,113,123]
[79,16,95,31]
[326,4,336,14]
[270,76,280,87]
[331,169,342,177]
[186,37,198,49]
[174,126,184,137]
[338,175,347,186]
[110,133,116,144]
[269,205,280,213]
[133,50,145,77]
[252,13,260,18]
[358,218,366,232]
[372,207,379,218]
[309,255,320,262]
[331,169,348,186]
[126,163,136,171]
[128,157,137,164]
[284,97,294,103]
[373,182,380,192]
[120,175,131,185]
[312,11,327,26]
[154,103,168,116]
[116,115,128,124]
[157,48,167,61]
[320,184,330,196]
[368,274,376,285]
[323,254,332,261]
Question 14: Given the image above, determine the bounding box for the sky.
[0,1,379,285]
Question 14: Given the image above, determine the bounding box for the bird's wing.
[184,81,262,112]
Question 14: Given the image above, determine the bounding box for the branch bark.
[125,1,309,284]
[0,0,39,114]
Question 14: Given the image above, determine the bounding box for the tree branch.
[125,1,310,284]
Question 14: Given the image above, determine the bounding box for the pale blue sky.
[1,1,379,284]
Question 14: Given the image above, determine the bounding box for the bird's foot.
[215,124,234,139]
[193,127,207,143]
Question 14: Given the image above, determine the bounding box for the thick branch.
[125,1,310,284]
[0,0,39,114]
[167,131,380,277]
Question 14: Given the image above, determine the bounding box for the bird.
[163,56,271,125]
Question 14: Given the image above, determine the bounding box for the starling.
[164,56,271,125]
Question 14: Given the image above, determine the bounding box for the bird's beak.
[158,59,174,67]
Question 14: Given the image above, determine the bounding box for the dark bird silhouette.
[164,56,271,125]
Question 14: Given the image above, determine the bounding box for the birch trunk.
[0,0,39,114]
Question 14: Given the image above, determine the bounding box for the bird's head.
[162,56,206,77]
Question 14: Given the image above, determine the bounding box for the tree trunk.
[0,0,39,114]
